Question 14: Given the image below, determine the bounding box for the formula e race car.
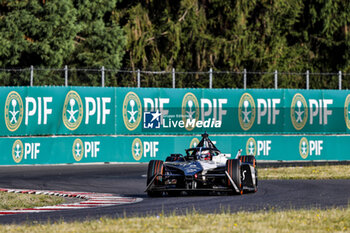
[145,132,258,197]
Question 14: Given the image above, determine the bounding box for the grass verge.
[0,192,65,210]
[259,165,350,179]
[0,207,349,232]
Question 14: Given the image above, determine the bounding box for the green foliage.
[0,0,126,86]
[115,0,350,88]
[68,0,126,86]
[0,0,79,85]
[0,0,350,88]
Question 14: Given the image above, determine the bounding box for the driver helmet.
[198,150,211,160]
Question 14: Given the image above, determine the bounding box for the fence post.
[64,65,68,86]
[137,69,140,88]
[306,70,309,90]
[339,71,342,90]
[243,69,247,89]
[30,65,33,86]
[101,66,105,87]
[274,70,278,89]
[172,68,175,88]
[209,68,212,89]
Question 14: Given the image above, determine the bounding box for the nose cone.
[180,161,203,176]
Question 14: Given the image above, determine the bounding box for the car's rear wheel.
[225,159,242,194]
[239,155,256,167]
[147,160,164,197]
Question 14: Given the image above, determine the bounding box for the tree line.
[0,0,349,88]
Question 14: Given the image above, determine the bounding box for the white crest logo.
[238,93,256,131]
[5,91,23,132]
[245,137,257,156]
[132,138,143,161]
[123,92,142,131]
[291,93,308,130]
[72,138,84,162]
[63,91,83,131]
[12,139,23,163]
[181,93,199,131]
[299,137,309,159]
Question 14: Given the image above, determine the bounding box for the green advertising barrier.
[1,87,116,136]
[117,88,350,134]
[2,135,349,165]
[1,86,350,136]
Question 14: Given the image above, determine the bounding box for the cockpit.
[186,147,220,161]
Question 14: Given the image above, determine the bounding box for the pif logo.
[181,92,199,131]
[189,138,200,148]
[246,137,257,156]
[291,93,308,130]
[132,138,143,161]
[12,139,24,163]
[299,137,323,159]
[63,91,83,130]
[72,138,84,162]
[344,94,350,130]
[131,138,159,161]
[238,93,256,131]
[72,138,100,162]
[123,92,142,131]
[299,137,309,159]
[5,91,24,132]
[246,137,271,156]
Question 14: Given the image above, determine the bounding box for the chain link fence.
[0,67,349,89]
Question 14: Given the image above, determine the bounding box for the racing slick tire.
[225,159,242,195]
[239,155,256,167]
[147,160,164,197]
[240,155,258,192]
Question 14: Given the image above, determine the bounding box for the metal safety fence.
[0,66,349,89]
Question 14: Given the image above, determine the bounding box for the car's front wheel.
[147,160,164,197]
[225,159,242,194]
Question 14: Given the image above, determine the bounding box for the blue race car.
[145,132,258,197]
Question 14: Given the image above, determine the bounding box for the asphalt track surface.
[0,164,349,224]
